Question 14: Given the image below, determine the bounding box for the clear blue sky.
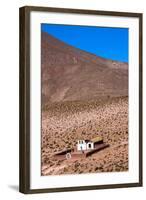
[41,23,128,63]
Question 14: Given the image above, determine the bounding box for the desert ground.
[41,96,128,175]
[41,31,128,176]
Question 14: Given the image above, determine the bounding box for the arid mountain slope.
[41,32,128,104]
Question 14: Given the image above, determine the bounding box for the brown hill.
[41,32,128,105]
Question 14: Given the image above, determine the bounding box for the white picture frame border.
[30,11,140,189]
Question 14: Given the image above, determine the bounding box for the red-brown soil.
[41,32,128,104]
[41,97,128,175]
[41,31,128,176]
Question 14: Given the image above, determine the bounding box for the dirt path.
[42,164,67,175]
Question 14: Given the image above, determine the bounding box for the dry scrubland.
[41,32,128,176]
[41,97,128,175]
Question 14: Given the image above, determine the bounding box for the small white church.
[77,140,94,151]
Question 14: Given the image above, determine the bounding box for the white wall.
[0,0,145,199]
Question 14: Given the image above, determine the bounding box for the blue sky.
[41,24,128,63]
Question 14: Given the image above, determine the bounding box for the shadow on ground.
[8,185,19,192]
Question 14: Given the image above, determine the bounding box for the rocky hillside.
[41,32,128,104]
